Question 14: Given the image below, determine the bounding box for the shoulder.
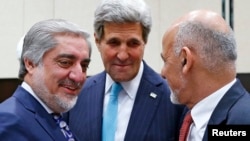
[142,62,165,81]
[85,71,105,85]
[0,99,24,132]
[222,81,250,123]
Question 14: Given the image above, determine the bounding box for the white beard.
[170,88,180,104]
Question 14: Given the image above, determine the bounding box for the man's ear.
[182,58,187,66]
[24,58,35,73]
[181,46,193,74]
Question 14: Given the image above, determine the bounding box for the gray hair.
[94,0,152,43]
[19,19,91,80]
[174,21,237,73]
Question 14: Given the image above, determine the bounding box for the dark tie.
[102,82,122,141]
[179,111,193,141]
[52,114,76,141]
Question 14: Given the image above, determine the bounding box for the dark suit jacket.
[66,61,184,141]
[202,79,250,141]
[179,79,250,141]
[0,86,72,141]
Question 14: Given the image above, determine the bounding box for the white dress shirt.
[187,78,236,141]
[21,82,53,114]
[103,62,144,141]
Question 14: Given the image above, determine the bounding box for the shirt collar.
[191,78,236,129]
[21,81,54,114]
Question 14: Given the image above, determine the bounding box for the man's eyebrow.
[82,58,91,63]
[57,54,76,59]
[56,54,91,63]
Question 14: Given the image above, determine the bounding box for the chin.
[55,94,78,112]
[170,89,181,104]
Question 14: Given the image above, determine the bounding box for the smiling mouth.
[113,65,129,71]
[60,83,82,94]
[64,85,78,90]
[115,63,131,67]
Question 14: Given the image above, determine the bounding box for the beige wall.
[0,0,249,78]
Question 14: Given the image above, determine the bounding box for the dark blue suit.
[178,79,250,141]
[67,62,184,141]
[202,79,250,141]
[0,86,73,141]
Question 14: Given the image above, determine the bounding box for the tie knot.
[184,111,193,124]
[52,113,62,119]
[110,82,122,97]
[52,114,67,128]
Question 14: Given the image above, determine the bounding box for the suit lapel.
[35,113,67,141]
[85,77,105,139]
[68,72,106,140]
[14,86,67,141]
[203,80,246,141]
[126,83,162,140]
[208,80,245,125]
[125,62,163,141]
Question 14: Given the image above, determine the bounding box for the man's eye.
[127,40,142,47]
[107,39,120,46]
[57,60,73,68]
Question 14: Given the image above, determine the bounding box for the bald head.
[162,9,236,74]
[172,9,230,33]
[162,9,232,50]
[161,9,237,107]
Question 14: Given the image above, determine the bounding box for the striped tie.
[179,111,193,141]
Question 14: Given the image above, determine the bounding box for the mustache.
[58,79,82,89]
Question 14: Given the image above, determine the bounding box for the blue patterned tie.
[102,82,122,141]
[52,114,76,141]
